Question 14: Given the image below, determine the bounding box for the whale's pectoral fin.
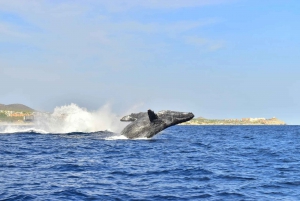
[120,112,147,122]
[147,109,158,122]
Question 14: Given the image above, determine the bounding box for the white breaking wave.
[0,103,126,134]
[105,135,128,140]
[0,126,49,134]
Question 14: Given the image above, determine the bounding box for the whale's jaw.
[120,110,194,139]
[157,111,194,127]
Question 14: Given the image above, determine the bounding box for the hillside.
[0,104,35,112]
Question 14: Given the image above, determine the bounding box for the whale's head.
[157,110,194,127]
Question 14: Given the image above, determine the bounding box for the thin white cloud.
[0,0,228,106]
[107,18,218,37]
[0,0,233,11]
[88,0,234,11]
[185,36,225,51]
[0,23,28,38]
[0,0,234,17]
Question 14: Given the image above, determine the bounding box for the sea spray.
[0,103,127,134]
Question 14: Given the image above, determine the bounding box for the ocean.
[1,125,300,200]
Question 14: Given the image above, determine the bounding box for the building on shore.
[24,115,34,122]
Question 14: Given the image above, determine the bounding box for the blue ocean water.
[1,125,300,200]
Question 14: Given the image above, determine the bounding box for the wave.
[0,126,49,134]
[0,126,129,140]
[0,125,150,140]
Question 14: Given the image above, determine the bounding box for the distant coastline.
[181,117,286,125]
[0,103,35,124]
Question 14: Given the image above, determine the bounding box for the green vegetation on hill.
[0,103,35,123]
[0,115,23,122]
[0,113,6,118]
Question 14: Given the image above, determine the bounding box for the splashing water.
[0,103,127,134]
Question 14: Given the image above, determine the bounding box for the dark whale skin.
[120,110,194,139]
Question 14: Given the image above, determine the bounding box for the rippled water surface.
[1,126,300,200]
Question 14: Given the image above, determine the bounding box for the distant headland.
[0,104,35,124]
[181,117,286,125]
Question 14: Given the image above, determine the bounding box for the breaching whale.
[120,110,194,139]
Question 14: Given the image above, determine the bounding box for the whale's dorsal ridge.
[147,109,158,122]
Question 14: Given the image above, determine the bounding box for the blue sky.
[0,0,299,124]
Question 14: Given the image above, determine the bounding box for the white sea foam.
[0,126,49,134]
[0,103,127,135]
[105,135,128,140]
[134,137,151,140]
